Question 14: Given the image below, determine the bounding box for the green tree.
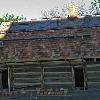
[41,6,67,19]
[89,0,100,15]
[41,0,100,18]
[0,13,27,23]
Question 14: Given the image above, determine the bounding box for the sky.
[0,0,92,20]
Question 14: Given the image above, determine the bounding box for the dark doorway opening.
[2,69,8,89]
[74,67,84,87]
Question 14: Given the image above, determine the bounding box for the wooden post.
[94,58,96,62]
[8,66,10,92]
[70,59,75,89]
[0,68,1,89]
[72,66,75,89]
[84,63,88,90]
[10,65,14,91]
[12,66,14,91]
[40,62,44,89]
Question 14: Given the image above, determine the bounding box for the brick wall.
[0,27,100,62]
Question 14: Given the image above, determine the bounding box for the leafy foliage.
[89,0,100,14]
[41,6,67,19]
[0,13,27,22]
[41,0,100,18]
